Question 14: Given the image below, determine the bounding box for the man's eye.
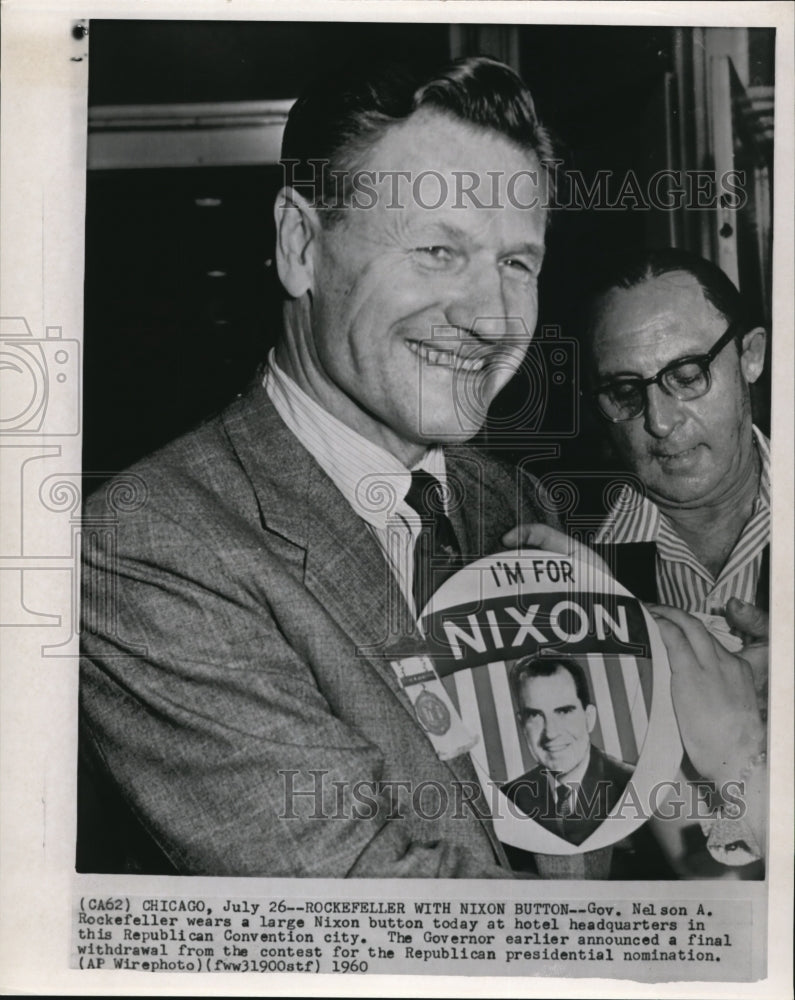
[501,257,533,274]
[611,381,641,402]
[667,363,707,389]
[416,246,454,264]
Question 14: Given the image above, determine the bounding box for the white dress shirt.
[264,350,449,618]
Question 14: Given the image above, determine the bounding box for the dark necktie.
[556,784,574,817]
[404,469,462,617]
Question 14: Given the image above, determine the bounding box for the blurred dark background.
[83,20,775,502]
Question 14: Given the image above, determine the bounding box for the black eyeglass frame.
[591,320,744,423]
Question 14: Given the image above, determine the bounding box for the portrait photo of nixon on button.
[503,656,634,846]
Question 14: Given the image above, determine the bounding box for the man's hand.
[725,598,768,717]
[648,604,766,787]
[725,597,768,643]
[501,522,611,576]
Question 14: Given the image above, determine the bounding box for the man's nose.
[643,382,686,438]
[446,265,512,341]
[541,714,561,741]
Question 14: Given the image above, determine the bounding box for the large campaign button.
[419,549,683,857]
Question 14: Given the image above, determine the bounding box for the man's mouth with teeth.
[406,339,487,372]
[653,444,701,462]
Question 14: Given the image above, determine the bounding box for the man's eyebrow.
[409,220,471,244]
[505,242,545,261]
[523,700,578,714]
[598,347,708,382]
[410,221,544,258]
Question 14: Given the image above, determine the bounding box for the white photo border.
[0,1,792,996]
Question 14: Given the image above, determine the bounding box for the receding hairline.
[280,55,559,229]
[333,104,547,178]
[585,268,737,364]
[582,247,753,357]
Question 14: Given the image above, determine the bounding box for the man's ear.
[585,703,597,734]
[739,326,766,384]
[274,186,319,298]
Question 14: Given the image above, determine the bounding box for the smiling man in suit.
[503,656,633,846]
[79,56,562,877]
[585,251,770,875]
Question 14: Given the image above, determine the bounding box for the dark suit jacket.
[502,745,633,847]
[501,746,676,879]
[79,381,556,878]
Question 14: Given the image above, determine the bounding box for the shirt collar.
[264,349,446,530]
[752,426,770,511]
[595,484,660,544]
[597,425,770,546]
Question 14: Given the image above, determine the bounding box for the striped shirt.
[264,350,447,618]
[595,428,770,613]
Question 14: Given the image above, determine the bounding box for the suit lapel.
[220,384,416,692]
[447,448,501,559]
[580,745,602,802]
[220,386,481,783]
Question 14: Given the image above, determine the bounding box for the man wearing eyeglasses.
[589,249,769,637]
[584,249,770,876]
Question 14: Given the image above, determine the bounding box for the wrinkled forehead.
[349,107,549,210]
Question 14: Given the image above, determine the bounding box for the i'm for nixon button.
[417,549,683,856]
